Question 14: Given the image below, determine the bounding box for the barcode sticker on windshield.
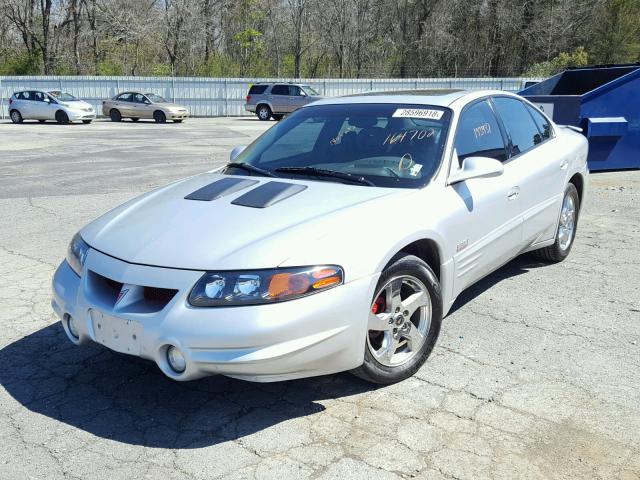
[392,108,444,120]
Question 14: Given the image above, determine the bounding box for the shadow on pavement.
[448,254,549,314]
[0,324,375,448]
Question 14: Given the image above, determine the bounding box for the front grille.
[87,271,178,313]
[144,286,178,304]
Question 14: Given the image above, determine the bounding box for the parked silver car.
[245,83,323,121]
[8,90,96,124]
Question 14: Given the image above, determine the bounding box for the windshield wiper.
[225,162,278,178]
[275,166,375,186]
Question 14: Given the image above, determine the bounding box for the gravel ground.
[0,118,638,480]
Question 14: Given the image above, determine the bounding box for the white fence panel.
[0,76,542,118]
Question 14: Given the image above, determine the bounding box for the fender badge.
[115,288,129,306]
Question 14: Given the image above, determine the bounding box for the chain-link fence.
[0,76,542,118]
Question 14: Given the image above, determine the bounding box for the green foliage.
[0,51,41,75]
[589,0,640,64]
[97,59,124,76]
[525,48,589,77]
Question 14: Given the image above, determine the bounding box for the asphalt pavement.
[0,117,638,480]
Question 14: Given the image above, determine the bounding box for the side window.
[289,85,301,96]
[133,93,148,103]
[454,100,507,163]
[33,91,45,102]
[117,93,132,102]
[15,92,26,100]
[492,97,541,156]
[525,104,552,140]
[271,84,289,95]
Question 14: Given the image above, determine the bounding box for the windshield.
[302,86,319,96]
[48,91,77,101]
[145,93,167,103]
[231,103,452,188]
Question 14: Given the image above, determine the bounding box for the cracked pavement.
[0,118,639,480]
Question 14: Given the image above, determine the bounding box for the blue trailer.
[519,64,640,171]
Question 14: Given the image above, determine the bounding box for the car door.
[14,91,34,118]
[287,85,305,112]
[114,93,133,116]
[30,91,52,119]
[268,84,290,114]
[443,99,524,296]
[132,93,153,119]
[490,97,566,245]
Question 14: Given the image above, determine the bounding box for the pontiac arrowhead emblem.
[115,288,129,306]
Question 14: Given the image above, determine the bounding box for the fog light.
[167,346,186,373]
[67,315,79,339]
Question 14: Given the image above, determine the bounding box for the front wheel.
[173,119,183,123]
[82,120,92,124]
[272,114,284,121]
[532,183,580,262]
[351,254,442,384]
[55,110,70,124]
[10,110,23,124]
[153,110,166,123]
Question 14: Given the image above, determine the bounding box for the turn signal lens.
[268,272,311,298]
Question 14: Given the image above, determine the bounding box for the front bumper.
[52,249,376,382]
[168,111,189,120]
[67,110,96,121]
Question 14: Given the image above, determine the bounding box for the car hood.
[81,173,407,270]
[62,100,93,109]
[157,103,187,110]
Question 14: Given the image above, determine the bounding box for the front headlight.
[67,233,90,276]
[188,265,343,307]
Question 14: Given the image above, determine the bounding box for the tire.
[351,254,442,384]
[10,110,23,124]
[131,118,139,122]
[82,120,92,124]
[153,110,166,123]
[256,104,272,121]
[55,110,70,124]
[110,109,122,122]
[272,114,284,121]
[532,183,580,263]
[173,119,183,123]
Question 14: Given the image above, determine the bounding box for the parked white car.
[9,89,96,124]
[52,90,588,384]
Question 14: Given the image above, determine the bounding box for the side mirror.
[299,90,307,97]
[448,156,504,184]
[230,145,247,161]
[44,97,51,103]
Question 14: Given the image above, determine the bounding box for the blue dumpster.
[519,64,640,171]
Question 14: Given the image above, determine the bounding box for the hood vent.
[231,181,307,208]
[185,177,258,201]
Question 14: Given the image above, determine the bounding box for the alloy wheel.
[558,194,576,250]
[367,275,431,367]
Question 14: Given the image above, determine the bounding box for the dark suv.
[245,83,323,121]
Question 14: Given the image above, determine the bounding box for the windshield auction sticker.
[392,108,444,120]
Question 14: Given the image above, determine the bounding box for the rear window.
[248,85,268,95]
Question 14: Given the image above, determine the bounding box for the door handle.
[507,187,520,201]
[560,159,569,170]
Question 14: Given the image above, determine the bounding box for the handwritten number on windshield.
[383,129,434,145]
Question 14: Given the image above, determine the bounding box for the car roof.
[309,89,517,109]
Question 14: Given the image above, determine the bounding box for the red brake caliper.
[371,294,386,314]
